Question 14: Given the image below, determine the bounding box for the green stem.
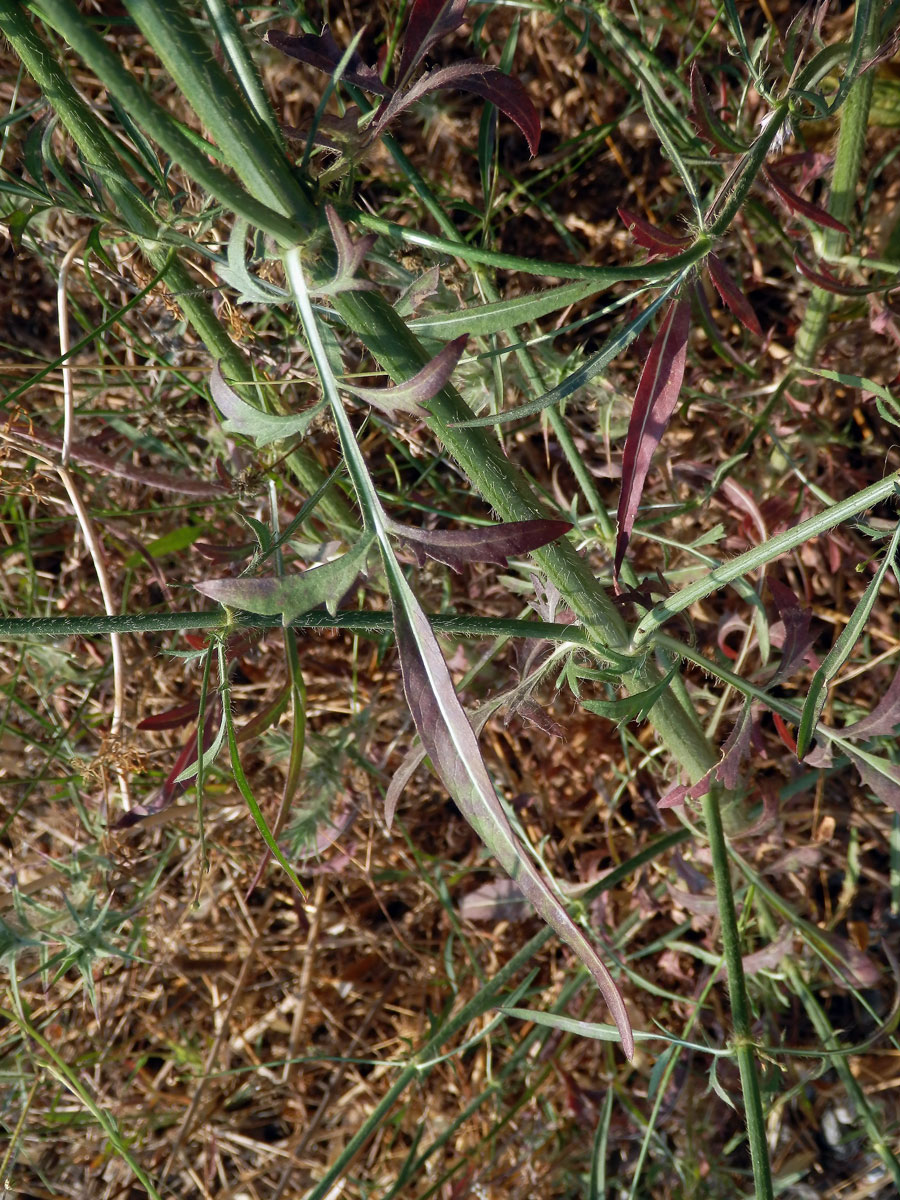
[792,0,882,369]
[701,790,773,1199]
[632,469,900,645]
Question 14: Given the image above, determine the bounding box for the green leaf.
[802,366,900,430]
[797,521,900,759]
[220,217,289,305]
[582,666,677,726]
[194,533,375,623]
[210,362,322,447]
[408,278,604,339]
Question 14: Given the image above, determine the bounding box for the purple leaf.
[763,166,850,234]
[459,877,530,922]
[342,334,468,415]
[768,578,816,683]
[372,62,540,156]
[714,701,756,790]
[391,579,634,1057]
[841,665,900,738]
[393,515,571,572]
[707,253,762,337]
[738,927,794,976]
[508,697,565,739]
[137,700,200,731]
[615,297,691,578]
[397,0,469,85]
[314,206,378,296]
[845,748,900,813]
[794,253,876,297]
[266,27,393,96]
[617,207,690,257]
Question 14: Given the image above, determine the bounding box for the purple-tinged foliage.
[265,28,392,95]
[315,206,378,296]
[707,253,762,337]
[342,334,469,414]
[617,207,689,257]
[763,166,850,234]
[393,516,571,572]
[615,297,691,578]
[688,64,749,155]
[397,0,469,86]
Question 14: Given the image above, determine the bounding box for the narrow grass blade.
[615,296,691,578]
[796,521,900,759]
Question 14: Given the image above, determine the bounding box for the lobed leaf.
[195,534,375,624]
[372,62,540,156]
[391,516,571,572]
[763,166,850,234]
[314,205,378,296]
[689,64,750,155]
[391,569,633,1056]
[342,333,468,414]
[615,297,691,578]
[582,666,677,726]
[840,664,900,738]
[210,362,322,447]
[617,207,690,257]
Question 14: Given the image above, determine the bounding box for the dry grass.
[3,2,900,1197]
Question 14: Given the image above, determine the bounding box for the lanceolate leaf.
[195,534,375,623]
[372,63,540,157]
[763,166,850,234]
[391,572,634,1058]
[266,27,393,96]
[796,521,900,759]
[397,0,468,86]
[342,334,468,414]
[408,277,603,339]
[615,297,691,578]
[707,253,762,336]
[617,207,690,257]
[210,362,322,447]
[689,65,750,154]
[582,666,677,726]
[391,516,571,572]
[794,253,879,296]
[284,247,632,1055]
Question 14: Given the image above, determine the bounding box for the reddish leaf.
[773,712,797,753]
[707,253,762,337]
[393,516,571,572]
[768,578,817,683]
[841,665,900,738]
[137,700,200,731]
[794,253,878,297]
[373,62,540,156]
[343,334,469,414]
[195,541,255,564]
[397,0,468,85]
[266,27,393,96]
[846,749,900,813]
[615,297,691,578]
[392,581,634,1056]
[689,65,749,155]
[508,697,565,739]
[714,701,756,790]
[617,207,690,257]
[763,167,850,234]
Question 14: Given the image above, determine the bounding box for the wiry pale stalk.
[56,235,131,809]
